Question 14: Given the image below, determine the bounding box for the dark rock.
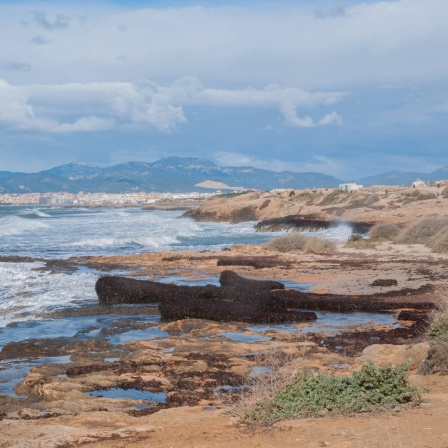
[397,310,432,330]
[96,272,436,323]
[96,271,316,323]
[271,284,436,312]
[217,256,292,269]
[255,215,372,233]
[370,279,398,287]
[95,276,219,306]
[219,270,284,291]
[158,296,316,323]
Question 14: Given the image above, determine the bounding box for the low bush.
[304,236,336,255]
[369,223,401,241]
[395,217,448,245]
[265,233,308,252]
[397,190,437,204]
[265,234,336,255]
[428,227,448,254]
[318,189,347,206]
[421,309,448,374]
[243,363,420,423]
[424,343,448,374]
[345,238,378,250]
[427,312,448,345]
[442,186,448,199]
[346,194,380,209]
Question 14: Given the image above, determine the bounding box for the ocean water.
[0,207,368,397]
[0,206,352,327]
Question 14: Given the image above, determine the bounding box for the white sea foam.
[19,208,52,218]
[0,262,97,327]
[301,223,353,242]
[0,207,356,327]
[0,216,49,237]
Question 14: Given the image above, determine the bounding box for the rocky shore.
[183,186,448,226]
[2,235,448,447]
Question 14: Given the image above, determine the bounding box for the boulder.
[96,271,316,323]
[96,276,219,306]
[370,279,398,287]
[219,270,284,290]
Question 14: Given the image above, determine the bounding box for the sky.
[0,0,447,179]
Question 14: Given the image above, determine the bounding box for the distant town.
[0,191,220,206]
[1,178,447,206]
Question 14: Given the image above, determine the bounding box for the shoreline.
[2,200,448,446]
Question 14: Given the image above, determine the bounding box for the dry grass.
[369,223,401,241]
[304,236,337,254]
[230,350,305,423]
[428,227,448,254]
[318,189,347,206]
[265,233,308,252]
[394,217,448,245]
[442,186,448,199]
[345,238,378,250]
[397,190,437,204]
[265,233,336,255]
[420,293,448,375]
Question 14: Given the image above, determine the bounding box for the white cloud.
[214,152,342,176]
[319,112,343,126]
[0,1,447,89]
[0,78,345,133]
[52,116,114,133]
[31,10,70,30]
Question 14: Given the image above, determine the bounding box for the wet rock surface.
[254,215,373,233]
[97,271,317,323]
[3,241,448,447]
[371,278,399,287]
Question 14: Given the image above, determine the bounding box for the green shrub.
[427,313,448,345]
[245,363,420,423]
[395,217,448,245]
[369,223,401,241]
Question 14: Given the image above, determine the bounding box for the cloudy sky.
[0,0,447,179]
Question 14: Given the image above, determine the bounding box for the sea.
[0,206,353,328]
[0,206,365,396]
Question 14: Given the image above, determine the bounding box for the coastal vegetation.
[237,362,420,424]
[394,216,448,246]
[442,186,448,199]
[421,295,448,374]
[265,233,336,255]
[368,223,401,241]
[348,218,448,254]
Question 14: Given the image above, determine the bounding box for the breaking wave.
[0,215,49,237]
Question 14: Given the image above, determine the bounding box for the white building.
[338,183,363,192]
[412,179,426,188]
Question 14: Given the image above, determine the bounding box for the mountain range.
[0,157,447,194]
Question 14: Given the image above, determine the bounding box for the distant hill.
[0,157,342,194]
[359,167,448,186]
[2,158,447,194]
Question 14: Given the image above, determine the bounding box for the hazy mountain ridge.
[0,157,342,193]
[1,157,447,194]
[358,167,448,187]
